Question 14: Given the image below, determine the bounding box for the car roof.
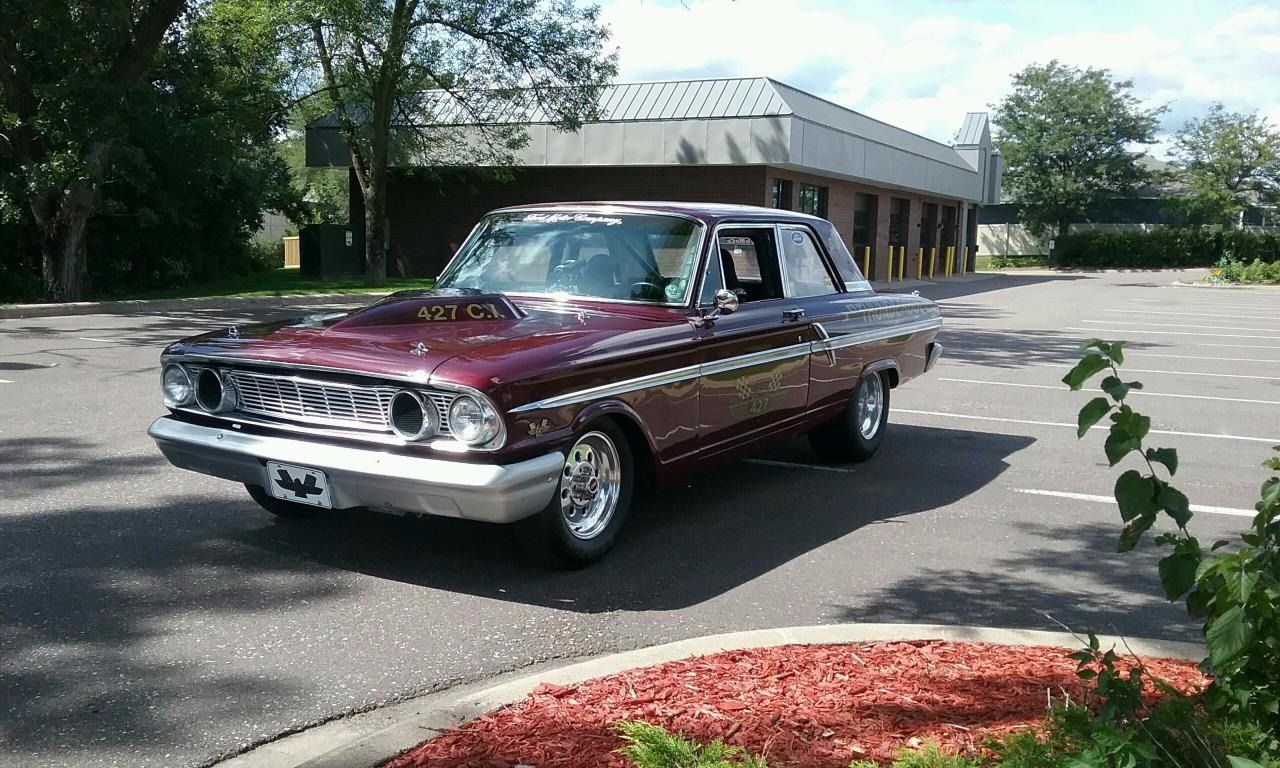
[491,200,827,224]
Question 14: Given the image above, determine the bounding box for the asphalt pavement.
[2,269,1277,768]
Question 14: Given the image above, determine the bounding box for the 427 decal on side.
[417,303,504,321]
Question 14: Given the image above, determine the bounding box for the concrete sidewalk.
[214,623,1202,768]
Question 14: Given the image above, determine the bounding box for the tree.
[276,0,616,286]
[1171,103,1280,226]
[992,60,1166,239]
[0,0,189,301]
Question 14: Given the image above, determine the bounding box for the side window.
[715,227,784,304]
[779,227,839,298]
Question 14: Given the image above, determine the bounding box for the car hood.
[163,291,686,385]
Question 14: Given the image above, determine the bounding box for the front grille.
[191,366,454,436]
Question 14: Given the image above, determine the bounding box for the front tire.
[246,483,323,519]
[808,371,890,463]
[518,420,635,568]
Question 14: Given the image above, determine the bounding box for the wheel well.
[881,367,900,388]
[599,413,655,491]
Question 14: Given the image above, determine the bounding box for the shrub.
[615,721,768,768]
[1052,230,1280,269]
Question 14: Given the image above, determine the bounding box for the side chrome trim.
[811,318,943,354]
[511,317,942,414]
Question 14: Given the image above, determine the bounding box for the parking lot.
[2,269,1276,768]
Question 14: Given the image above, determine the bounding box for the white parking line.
[1107,309,1280,321]
[1015,488,1254,518]
[1127,352,1280,364]
[895,408,1278,443]
[1082,319,1280,332]
[1133,298,1280,311]
[938,378,1280,406]
[0,379,12,384]
[1065,326,1279,340]
[1010,362,1280,382]
[78,337,116,343]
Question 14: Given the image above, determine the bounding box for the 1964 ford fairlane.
[150,202,942,566]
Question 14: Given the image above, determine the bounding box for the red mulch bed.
[386,641,1206,768]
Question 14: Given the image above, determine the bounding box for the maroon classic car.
[150,202,942,566]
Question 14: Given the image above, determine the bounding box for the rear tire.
[517,419,635,569]
[808,371,890,463]
[246,483,323,520]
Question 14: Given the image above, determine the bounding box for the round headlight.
[389,390,438,441]
[448,394,500,445]
[162,364,194,406]
[195,368,237,413]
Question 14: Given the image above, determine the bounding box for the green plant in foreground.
[615,721,768,768]
[1064,340,1280,742]
[850,742,983,768]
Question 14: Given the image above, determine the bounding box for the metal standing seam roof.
[955,112,990,146]
[310,76,983,170]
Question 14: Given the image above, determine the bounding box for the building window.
[798,184,828,218]
[852,193,878,250]
[770,178,792,210]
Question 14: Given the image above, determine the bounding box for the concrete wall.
[976,222,1182,257]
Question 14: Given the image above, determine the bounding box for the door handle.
[783,307,806,322]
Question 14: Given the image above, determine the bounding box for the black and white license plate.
[265,461,333,508]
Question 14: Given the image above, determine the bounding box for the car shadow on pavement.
[231,424,1035,615]
[0,438,350,760]
[938,327,1168,369]
[835,519,1198,642]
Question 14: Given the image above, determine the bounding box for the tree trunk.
[363,180,387,287]
[36,169,101,302]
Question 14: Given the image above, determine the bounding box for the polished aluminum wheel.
[855,373,885,440]
[559,431,622,540]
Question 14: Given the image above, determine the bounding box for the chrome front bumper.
[148,417,563,524]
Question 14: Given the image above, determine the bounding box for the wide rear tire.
[517,419,635,569]
[808,371,890,463]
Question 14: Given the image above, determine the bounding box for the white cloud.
[600,0,1280,159]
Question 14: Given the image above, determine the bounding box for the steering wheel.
[628,281,664,300]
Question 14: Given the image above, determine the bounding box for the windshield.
[435,211,704,305]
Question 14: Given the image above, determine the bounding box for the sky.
[597,0,1280,159]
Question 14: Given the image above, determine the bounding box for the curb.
[1171,280,1280,290]
[0,292,386,320]
[213,623,1203,768]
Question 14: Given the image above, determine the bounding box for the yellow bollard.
[897,246,905,281]
[928,247,937,278]
[916,247,923,279]
[946,245,955,277]
[863,246,871,280]
[950,245,957,276]
[961,246,969,275]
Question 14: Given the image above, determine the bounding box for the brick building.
[306,77,1001,281]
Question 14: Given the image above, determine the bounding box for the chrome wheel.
[559,431,622,540]
[856,374,885,440]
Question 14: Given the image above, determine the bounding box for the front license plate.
[266,461,333,508]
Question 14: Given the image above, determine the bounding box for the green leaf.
[1114,470,1158,522]
[1261,477,1280,509]
[1211,539,1232,551]
[1206,604,1254,668]
[1105,426,1142,466]
[1077,397,1112,438]
[1145,447,1178,476]
[1079,338,1110,352]
[1158,485,1193,527]
[1063,353,1110,391]
[1118,515,1155,552]
[1158,548,1200,601]
[1105,341,1126,365]
[1112,406,1151,441]
[1227,758,1266,768]
[1100,375,1143,401]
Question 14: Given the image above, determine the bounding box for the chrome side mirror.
[713,288,739,315]
[695,289,739,328]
